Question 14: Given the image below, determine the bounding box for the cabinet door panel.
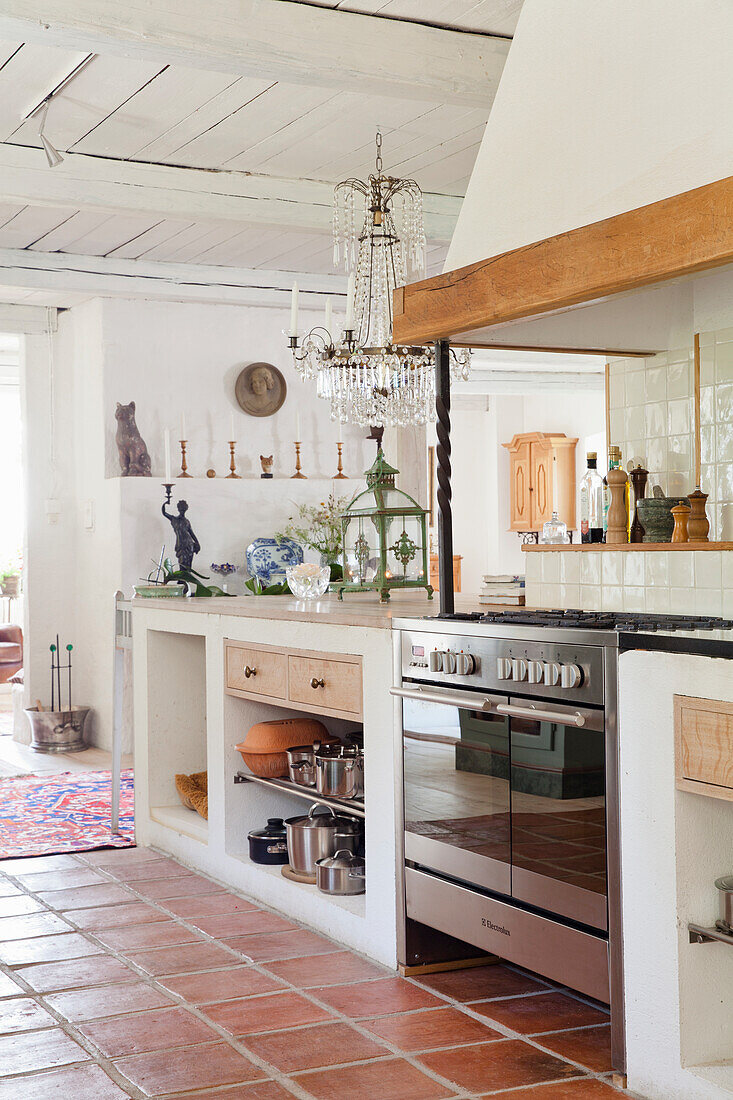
[509,441,531,531]
[531,445,553,530]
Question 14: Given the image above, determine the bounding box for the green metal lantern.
[338,447,432,603]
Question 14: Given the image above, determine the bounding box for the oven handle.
[390,686,496,712]
[495,702,586,727]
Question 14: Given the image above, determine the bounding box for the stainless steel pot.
[715,875,733,932]
[287,741,338,788]
[315,848,366,896]
[315,746,364,800]
[285,803,360,875]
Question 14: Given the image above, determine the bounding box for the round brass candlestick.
[226,441,240,479]
[291,441,306,479]
[334,442,348,479]
[178,440,192,478]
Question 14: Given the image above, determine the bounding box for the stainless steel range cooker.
[392,608,733,1074]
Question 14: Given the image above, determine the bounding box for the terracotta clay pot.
[236,717,330,778]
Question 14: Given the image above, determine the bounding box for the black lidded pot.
[248,817,289,865]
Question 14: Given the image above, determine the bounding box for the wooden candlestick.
[606,466,629,544]
[629,465,648,544]
[687,488,710,542]
[334,442,347,480]
[671,502,691,542]
[179,440,192,478]
[291,442,306,479]
[226,441,240,479]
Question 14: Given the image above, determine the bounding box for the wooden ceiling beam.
[0,0,509,107]
[393,175,733,346]
[0,143,461,241]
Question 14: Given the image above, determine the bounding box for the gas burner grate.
[435,609,733,633]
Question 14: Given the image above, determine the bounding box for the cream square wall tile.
[540,583,561,608]
[644,551,669,587]
[694,551,722,588]
[580,584,602,611]
[623,586,646,612]
[560,553,581,584]
[602,585,623,612]
[580,554,601,586]
[645,402,666,437]
[524,553,541,584]
[695,588,723,616]
[717,423,733,463]
[723,589,733,620]
[623,553,644,587]
[625,369,646,406]
[668,398,691,436]
[701,347,715,387]
[541,553,561,583]
[715,341,733,383]
[608,367,625,409]
[701,425,715,465]
[667,360,692,399]
[669,587,696,614]
[669,551,694,588]
[716,382,733,423]
[722,551,733,591]
[646,586,670,613]
[609,409,626,445]
[626,405,645,440]
[602,554,623,587]
[645,366,667,403]
[559,583,580,607]
[700,386,715,425]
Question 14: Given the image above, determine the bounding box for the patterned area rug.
[0,769,135,858]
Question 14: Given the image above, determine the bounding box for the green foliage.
[161,558,234,598]
[276,493,352,562]
[244,576,290,596]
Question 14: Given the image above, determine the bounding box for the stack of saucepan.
[286,735,364,801]
[285,803,365,895]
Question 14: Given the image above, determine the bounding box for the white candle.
[295,412,301,441]
[345,274,356,330]
[290,281,299,337]
[180,412,186,441]
[230,412,235,441]
[324,297,332,335]
[164,429,171,482]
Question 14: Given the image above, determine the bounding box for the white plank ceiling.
[0,1,519,297]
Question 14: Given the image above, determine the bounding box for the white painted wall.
[448,0,733,269]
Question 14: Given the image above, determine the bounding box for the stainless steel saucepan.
[285,803,360,876]
[315,848,366,895]
[315,745,364,800]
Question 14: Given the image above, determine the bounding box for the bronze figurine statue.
[162,499,200,570]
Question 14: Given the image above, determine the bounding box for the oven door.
[499,699,608,931]
[395,684,511,896]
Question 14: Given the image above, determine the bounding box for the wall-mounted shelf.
[234,771,365,819]
[688,922,733,946]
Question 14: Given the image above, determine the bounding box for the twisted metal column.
[435,339,454,616]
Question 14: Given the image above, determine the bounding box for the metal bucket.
[25,706,91,754]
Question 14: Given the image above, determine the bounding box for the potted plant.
[0,553,22,599]
[277,494,352,581]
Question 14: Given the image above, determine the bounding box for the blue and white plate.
[246,537,303,584]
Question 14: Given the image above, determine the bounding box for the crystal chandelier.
[287,132,471,427]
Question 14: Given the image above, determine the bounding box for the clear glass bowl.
[286,564,331,599]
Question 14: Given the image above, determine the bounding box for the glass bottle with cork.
[580,451,604,543]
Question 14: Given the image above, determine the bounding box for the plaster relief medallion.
[235,362,287,418]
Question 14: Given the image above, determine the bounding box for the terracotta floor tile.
[0,997,58,1034]
[79,1004,217,1057]
[245,1019,389,1072]
[0,932,103,966]
[472,991,609,1034]
[82,847,159,868]
[292,1057,455,1099]
[113,1040,266,1095]
[0,912,71,941]
[1,855,82,874]
[418,1039,582,1092]
[95,919,205,952]
[37,884,136,910]
[161,893,260,918]
[132,874,223,900]
[46,981,176,1022]
[0,883,21,897]
[0,973,22,998]
[106,857,195,883]
[160,966,285,1003]
[204,989,333,1035]
[313,977,444,1018]
[179,1085,295,1100]
[485,1081,622,1099]
[0,1028,89,1075]
[0,895,44,917]
[224,930,339,962]
[128,941,236,977]
[20,955,137,993]
[265,950,390,988]
[362,1006,502,1051]
[414,963,550,1002]
[0,1063,131,1099]
[66,902,169,930]
[537,1025,613,1073]
[191,911,297,937]
[14,869,108,891]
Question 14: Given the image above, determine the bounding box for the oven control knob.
[456,652,476,676]
[512,658,528,682]
[429,650,443,673]
[527,660,544,684]
[496,657,512,680]
[543,661,560,686]
[560,663,582,689]
[443,650,457,675]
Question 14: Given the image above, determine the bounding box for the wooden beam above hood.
[393,176,733,351]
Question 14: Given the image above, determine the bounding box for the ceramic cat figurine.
[115,401,151,477]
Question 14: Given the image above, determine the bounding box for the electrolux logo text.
[482,917,510,936]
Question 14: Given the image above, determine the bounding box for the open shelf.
[234,771,364,819]
[228,850,366,916]
[150,804,208,843]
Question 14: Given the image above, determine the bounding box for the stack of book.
[479,574,525,605]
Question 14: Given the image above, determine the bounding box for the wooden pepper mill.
[629,464,648,544]
[671,502,691,543]
[687,488,710,542]
[606,465,629,544]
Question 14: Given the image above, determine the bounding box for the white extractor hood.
[447,0,733,274]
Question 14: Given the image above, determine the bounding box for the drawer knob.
[311,677,325,689]
[244,665,257,678]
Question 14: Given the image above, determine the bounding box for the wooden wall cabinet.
[429,554,462,593]
[503,432,578,532]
